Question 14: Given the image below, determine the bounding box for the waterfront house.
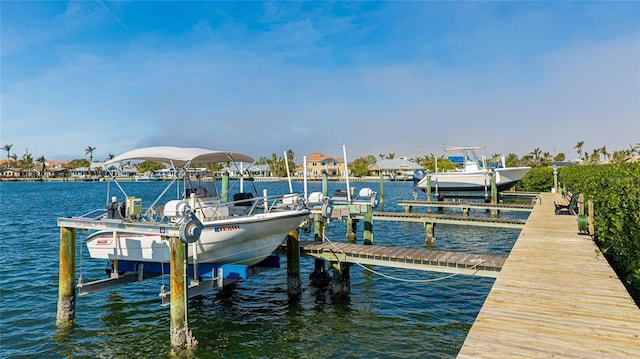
[219,163,270,178]
[298,152,346,178]
[0,167,22,179]
[369,158,423,180]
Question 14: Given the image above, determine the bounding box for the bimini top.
[105,146,254,167]
[443,146,487,152]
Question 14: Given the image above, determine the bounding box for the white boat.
[414,146,531,193]
[134,174,161,181]
[84,146,311,267]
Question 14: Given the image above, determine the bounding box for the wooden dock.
[355,211,526,229]
[397,200,534,212]
[295,241,506,278]
[458,192,640,358]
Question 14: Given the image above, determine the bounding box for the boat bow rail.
[58,211,187,238]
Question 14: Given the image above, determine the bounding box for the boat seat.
[196,199,229,220]
[186,187,210,198]
[233,192,254,206]
[201,205,229,220]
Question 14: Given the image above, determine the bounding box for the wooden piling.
[286,228,301,297]
[56,227,77,326]
[588,199,595,236]
[310,213,330,287]
[490,172,498,217]
[169,236,195,349]
[221,172,229,202]
[331,261,350,297]
[578,193,585,215]
[322,172,328,196]
[345,216,356,242]
[425,222,435,247]
[363,205,373,245]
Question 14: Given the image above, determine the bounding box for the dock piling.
[363,205,373,245]
[425,222,435,247]
[588,199,595,236]
[345,216,356,242]
[310,213,331,287]
[490,172,498,217]
[286,228,301,297]
[331,261,350,298]
[56,227,77,326]
[221,172,229,202]
[169,236,196,349]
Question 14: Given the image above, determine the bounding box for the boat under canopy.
[82,146,311,267]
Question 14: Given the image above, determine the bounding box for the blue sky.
[2,1,639,162]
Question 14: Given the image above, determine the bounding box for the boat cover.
[105,146,254,167]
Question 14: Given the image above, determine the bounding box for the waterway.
[0,180,526,358]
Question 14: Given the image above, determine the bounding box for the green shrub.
[516,166,554,192]
[559,163,640,305]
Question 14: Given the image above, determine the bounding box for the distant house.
[0,167,22,178]
[47,160,69,170]
[71,167,91,179]
[44,168,67,178]
[21,168,41,178]
[298,152,346,177]
[218,163,268,177]
[369,158,423,179]
[246,164,271,177]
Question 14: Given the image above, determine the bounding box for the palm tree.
[574,141,584,159]
[85,146,96,162]
[264,153,282,177]
[20,151,33,170]
[36,156,47,178]
[600,146,609,161]
[530,148,542,162]
[3,144,12,163]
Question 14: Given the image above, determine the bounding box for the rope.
[321,232,486,283]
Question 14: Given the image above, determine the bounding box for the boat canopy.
[105,146,254,167]
[444,146,486,152]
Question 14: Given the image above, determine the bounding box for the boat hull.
[86,210,309,266]
[418,167,531,192]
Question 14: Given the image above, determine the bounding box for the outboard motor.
[412,169,425,187]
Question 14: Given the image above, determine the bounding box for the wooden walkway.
[458,192,640,358]
[297,241,506,277]
[397,200,535,212]
[355,211,526,229]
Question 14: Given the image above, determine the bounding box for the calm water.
[0,180,525,358]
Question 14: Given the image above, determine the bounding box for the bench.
[554,191,577,215]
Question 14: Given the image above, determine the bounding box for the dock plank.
[297,241,505,277]
[458,192,640,358]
